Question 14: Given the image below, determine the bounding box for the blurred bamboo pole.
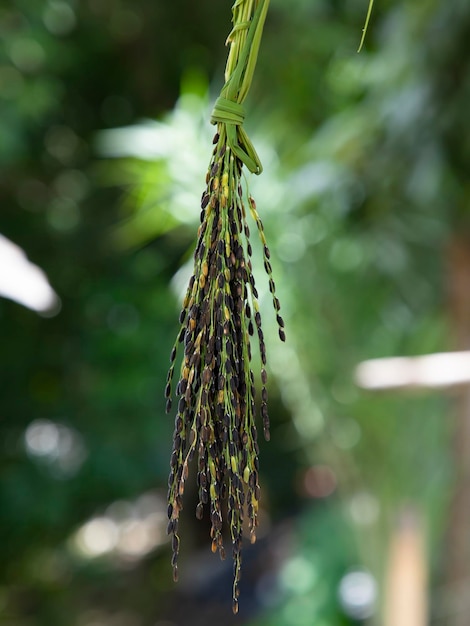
[383,508,428,626]
[442,236,470,626]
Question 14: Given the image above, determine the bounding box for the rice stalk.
[165,0,284,613]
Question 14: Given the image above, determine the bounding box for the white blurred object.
[0,234,60,315]
[355,352,470,390]
[72,490,167,561]
[24,419,87,477]
[338,570,377,620]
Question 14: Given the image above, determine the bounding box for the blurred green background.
[1,0,470,624]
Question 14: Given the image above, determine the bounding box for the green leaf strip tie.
[210,97,262,175]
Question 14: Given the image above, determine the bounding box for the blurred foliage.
[1,0,469,625]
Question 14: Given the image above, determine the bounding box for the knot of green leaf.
[211,97,245,126]
[210,97,262,176]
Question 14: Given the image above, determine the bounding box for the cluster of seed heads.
[165,127,285,614]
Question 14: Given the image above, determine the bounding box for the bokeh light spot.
[25,419,59,457]
[47,198,80,232]
[331,417,361,450]
[73,491,167,562]
[44,125,79,164]
[53,169,89,202]
[276,232,306,263]
[349,492,380,526]
[330,237,364,272]
[9,38,45,72]
[280,556,317,594]
[76,517,119,557]
[43,1,76,36]
[24,419,87,477]
[338,570,377,620]
[303,465,337,498]
[116,520,153,558]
